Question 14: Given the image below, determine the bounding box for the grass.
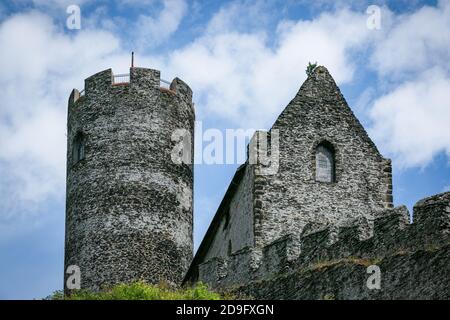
[50,281,224,300]
[321,293,335,300]
[311,257,382,272]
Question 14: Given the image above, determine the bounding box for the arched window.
[73,132,85,164]
[315,143,335,182]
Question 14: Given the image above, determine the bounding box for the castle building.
[65,67,194,291]
[185,66,393,280]
[183,66,449,299]
[65,65,449,299]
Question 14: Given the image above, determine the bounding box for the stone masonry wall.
[204,164,255,260]
[186,66,395,282]
[65,67,194,291]
[197,192,450,299]
[253,66,393,248]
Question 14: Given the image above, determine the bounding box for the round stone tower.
[64,67,194,291]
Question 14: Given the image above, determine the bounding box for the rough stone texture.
[186,66,393,281]
[204,164,255,260]
[185,66,448,299]
[196,193,450,299]
[65,67,194,292]
[184,163,255,281]
[65,64,448,299]
[255,66,393,248]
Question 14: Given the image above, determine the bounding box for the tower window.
[315,143,335,182]
[73,132,85,164]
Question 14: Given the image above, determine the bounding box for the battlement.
[197,192,450,290]
[68,67,192,106]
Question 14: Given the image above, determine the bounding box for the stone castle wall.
[203,164,255,261]
[196,192,450,299]
[186,66,396,282]
[253,66,393,248]
[64,65,448,300]
[65,67,194,291]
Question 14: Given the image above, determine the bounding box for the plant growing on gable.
[306,62,318,76]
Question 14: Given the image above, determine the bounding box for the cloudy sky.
[0,0,449,299]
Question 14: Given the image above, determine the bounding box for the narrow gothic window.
[73,132,85,164]
[315,143,335,182]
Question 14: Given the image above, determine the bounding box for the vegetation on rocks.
[306,62,318,76]
[50,281,223,300]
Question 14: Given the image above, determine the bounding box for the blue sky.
[0,0,449,299]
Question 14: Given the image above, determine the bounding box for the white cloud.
[163,7,372,127]
[0,5,375,239]
[0,12,128,226]
[206,0,273,35]
[367,0,450,168]
[370,0,450,77]
[134,0,187,50]
[14,0,89,8]
[1,1,450,240]
[369,68,450,167]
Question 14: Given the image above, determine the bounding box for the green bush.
[50,281,223,300]
[306,62,318,76]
